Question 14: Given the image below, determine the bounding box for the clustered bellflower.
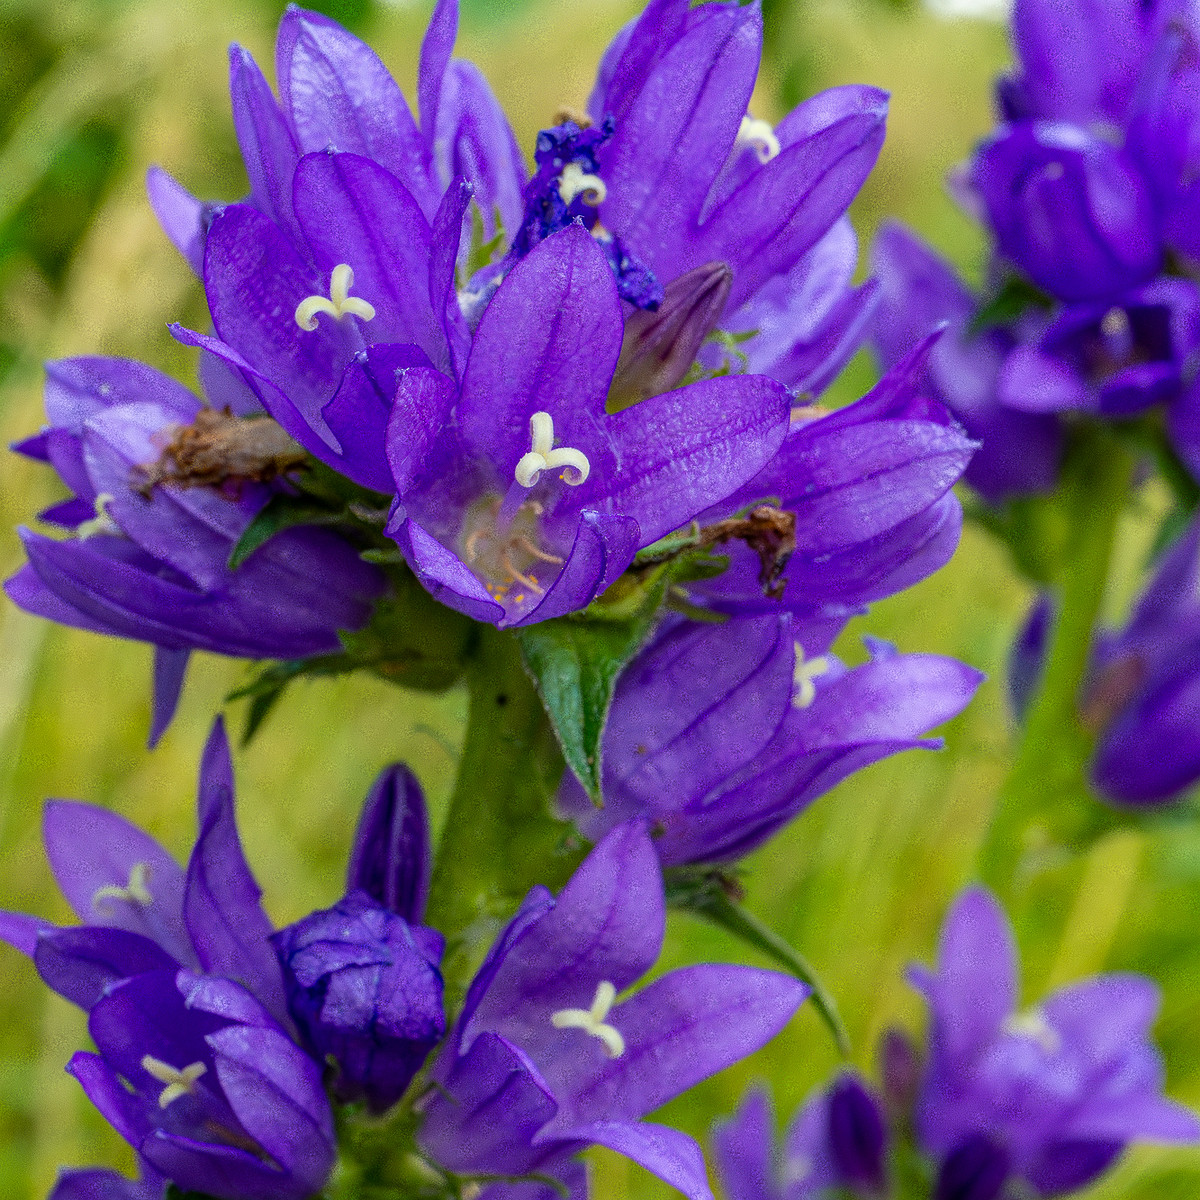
[871,0,1200,502]
[1012,517,1200,806]
[712,888,1199,1200]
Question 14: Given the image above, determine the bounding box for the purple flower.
[969,122,1161,305]
[417,822,808,1200]
[69,968,335,1200]
[713,1077,889,1200]
[910,887,1200,1195]
[47,1165,164,1200]
[871,222,1064,502]
[0,719,289,1025]
[383,223,789,627]
[271,891,445,1112]
[5,357,385,742]
[557,615,982,866]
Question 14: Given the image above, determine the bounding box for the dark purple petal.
[149,647,189,748]
[184,720,287,1023]
[347,764,432,922]
[385,365,459,498]
[67,1051,155,1151]
[49,1166,163,1200]
[430,177,473,377]
[827,1075,887,1192]
[1026,1139,1122,1193]
[33,926,178,1010]
[934,1135,1010,1200]
[42,799,193,965]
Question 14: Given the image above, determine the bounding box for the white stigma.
[92,861,154,913]
[793,644,831,709]
[295,263,377,331]
[551,980,626,1057]
[558,161,607,207]
[514,412,591,488]
[76,493,118,540]
[1101,306,1131,339]
[1003,1008,1062,1054]
[738,115,781,164]
[141,1055,207,1108]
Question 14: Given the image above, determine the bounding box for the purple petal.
[67,1051,155,1149]
[462,823,665,1053]
[276,7,435,211]
[430,177,473,377]
[713,1088,781,1200]
[386,366,459,497]
[146,167,210,275]
[149,647,189,748]
[556,1120,713,1200]
[346,763,432,922]
[0,909,56,957]
[3,560,124,639]
[33,926,178,1010]
[184,720,287,1023]
[49,1167,163,1200]
[545,964,807,1129]
[44,356,200,430]
[588,0,691,128]
[394,515,506,625]
[419,0,458,141]
[42,799,192,964]
[293,151,447,369]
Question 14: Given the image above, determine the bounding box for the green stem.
[425,625,579,1005]
[978,427,1134,899]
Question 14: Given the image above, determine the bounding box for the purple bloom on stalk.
[417,822,808,1200]
[558,614,982,866]
[70,969,334,1200]
[384,223,789,627]
[910,887,1200,1195]
[0,719,289,1024]
[712,1078,889,1200]
[4,357,384,743]
[871,222,1064,502]
[271,762,445,1112]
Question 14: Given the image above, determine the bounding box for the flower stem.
[424,625,578,1006]
[978,425,1134,901]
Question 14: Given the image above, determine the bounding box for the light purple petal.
[146,167,210,275]
[394,515,505,625]
[419,0,458,141]
[0,909,57,957]
[713,1087,782,1200]
[555,1120,713,1200]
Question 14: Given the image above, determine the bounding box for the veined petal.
[554,1120,713,1200]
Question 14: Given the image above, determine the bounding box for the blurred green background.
[0,0,1197,1197]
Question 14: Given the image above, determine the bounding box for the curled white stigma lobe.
[558,162,607,206]
[295,264,377,330]
[76,493,118,540]
[793,644,831,709]
[551,980,626,1058]
[738,116,781,164]
[141,1055,207,1108]
[1003,1008,1062,1054]
[92,861,153,913]
[514,412,591,488]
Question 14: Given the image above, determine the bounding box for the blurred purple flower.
[713,1077,889,1200]
[910,887,1200,1195]
[558,613,982,867]
[5,357,384,743]
[417,822,809,1200]
[47,1165,165,1200]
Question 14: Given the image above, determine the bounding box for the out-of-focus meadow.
[0,1,1198,1197]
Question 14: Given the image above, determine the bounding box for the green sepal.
[228,493,346,569]
[665,866,851,1057]
[968,271,1053,335]
[227,653,352,745]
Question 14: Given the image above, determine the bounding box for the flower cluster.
[713,888,1199,1200]
[871,0,1200,502]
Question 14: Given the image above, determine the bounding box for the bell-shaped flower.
[69,968,334,1200]
[969,122,1161,304]
[558,615,982,866]
[5,357,384,742]
[271,891,446,1113]
[0,719,290,1027]
[910,887,1200,1195]
[713,1078,889,1200]
[383,223,789,627]
[683,334,978,619]
[417,822,809,1200]
[871,221,1064,502]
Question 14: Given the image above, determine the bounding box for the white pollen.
[514,411,591,488]
[92,861,154,913]
[558,162,607,207]
[738,115,781,164]
[141,1054,207,1108]
[793,644,831,708]
[551,980,626,1057]
[295,263,377,330]
[1101,306,1130,339]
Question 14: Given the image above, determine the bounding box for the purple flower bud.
[609,261,733,411]
[272,891,445,1112]
[934,1135,1010,1200]
[346,764,432,923]
[827,1075,888,1194]
[971,123,1160,304]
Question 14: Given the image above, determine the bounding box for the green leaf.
[228,494,343,569]
[665,867,851,1056]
